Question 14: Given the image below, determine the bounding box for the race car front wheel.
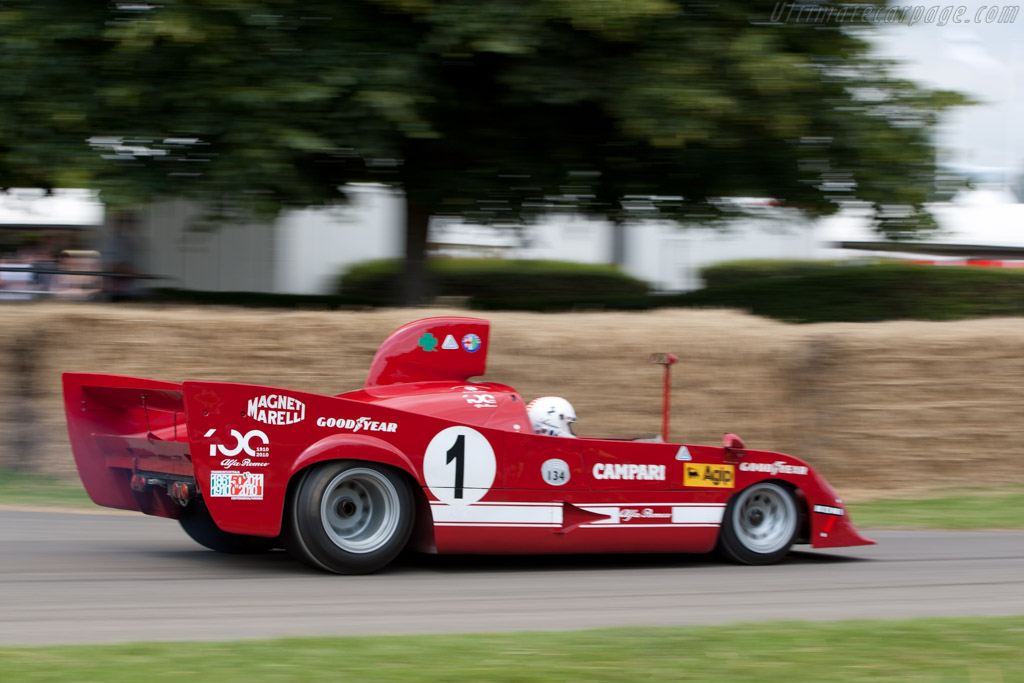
[718,482,798,565]
[284,461,414,574]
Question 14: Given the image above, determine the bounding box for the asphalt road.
[1,508,1022,646]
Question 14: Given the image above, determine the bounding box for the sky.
[868,0,1024,180]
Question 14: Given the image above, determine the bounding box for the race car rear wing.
[63,373,193,518]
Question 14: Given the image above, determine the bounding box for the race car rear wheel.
[284,461,414,574]
[719,482,798,565]
[178,499,276,554]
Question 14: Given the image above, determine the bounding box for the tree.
[0,0,967,302]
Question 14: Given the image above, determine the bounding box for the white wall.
[140,199,276,292]
[275,185,403,295]
[430,212,814,292]
[3,187,815,295]
[514,214,813,292]
[137,185,404,295]
[639,219,816,292]
[135,191,816,295]
[520,216,614,264]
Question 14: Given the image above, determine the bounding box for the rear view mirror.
[723,432,746,450]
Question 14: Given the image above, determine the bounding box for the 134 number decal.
[423,426,496,505]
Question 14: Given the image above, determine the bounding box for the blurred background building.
[4,176,1024,298]
[1,185,819,295]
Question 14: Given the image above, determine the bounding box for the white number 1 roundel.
[423,426,496,505]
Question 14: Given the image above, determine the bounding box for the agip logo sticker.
[684,463,735,488]
[210,471,264,500]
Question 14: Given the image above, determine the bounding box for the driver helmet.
[526,396,577,438]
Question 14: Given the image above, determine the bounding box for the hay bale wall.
[4,303,1024,500]
[0,308,47,472]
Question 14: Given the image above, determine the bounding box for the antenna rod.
[650,353,678,442]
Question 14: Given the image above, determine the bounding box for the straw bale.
[6,302,1024,499]
[0,306,47,472]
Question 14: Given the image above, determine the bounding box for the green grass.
[0,471,91,508]
[1,617,1022,682]
[848,487,1024,530]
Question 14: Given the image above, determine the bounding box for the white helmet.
[527,396,578,438]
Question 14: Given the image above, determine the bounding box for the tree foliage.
[0,0,967,298]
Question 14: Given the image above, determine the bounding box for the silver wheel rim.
[733,483,796,555]
[320,468,401,554]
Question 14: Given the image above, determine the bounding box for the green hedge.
[699,259,846,288]
[337,258,652,310]
[149,259,1024,323]
[680,260,1024,323]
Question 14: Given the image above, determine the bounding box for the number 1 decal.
[424,426,496,505]
[446,434,465,499]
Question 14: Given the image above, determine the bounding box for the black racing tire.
[718,482,798,565]
[283,461,414,575]
[178,499,276,554]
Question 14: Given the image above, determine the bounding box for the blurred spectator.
[0,254,33,300]
[101,213,143,301]
[21,237,57,292]
[50,250,102,300]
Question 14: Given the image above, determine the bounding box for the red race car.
[63,316,872,574]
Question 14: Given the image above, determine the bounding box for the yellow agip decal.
[684,463,736,488]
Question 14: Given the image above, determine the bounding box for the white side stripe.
[672,506,725,525]
[432,528,561,532]
[430,504,562,525]
[585,528,720,532]
[429,502,725,527]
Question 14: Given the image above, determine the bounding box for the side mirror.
[722,432,746,450]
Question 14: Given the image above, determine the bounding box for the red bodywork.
[63,316,873,556]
